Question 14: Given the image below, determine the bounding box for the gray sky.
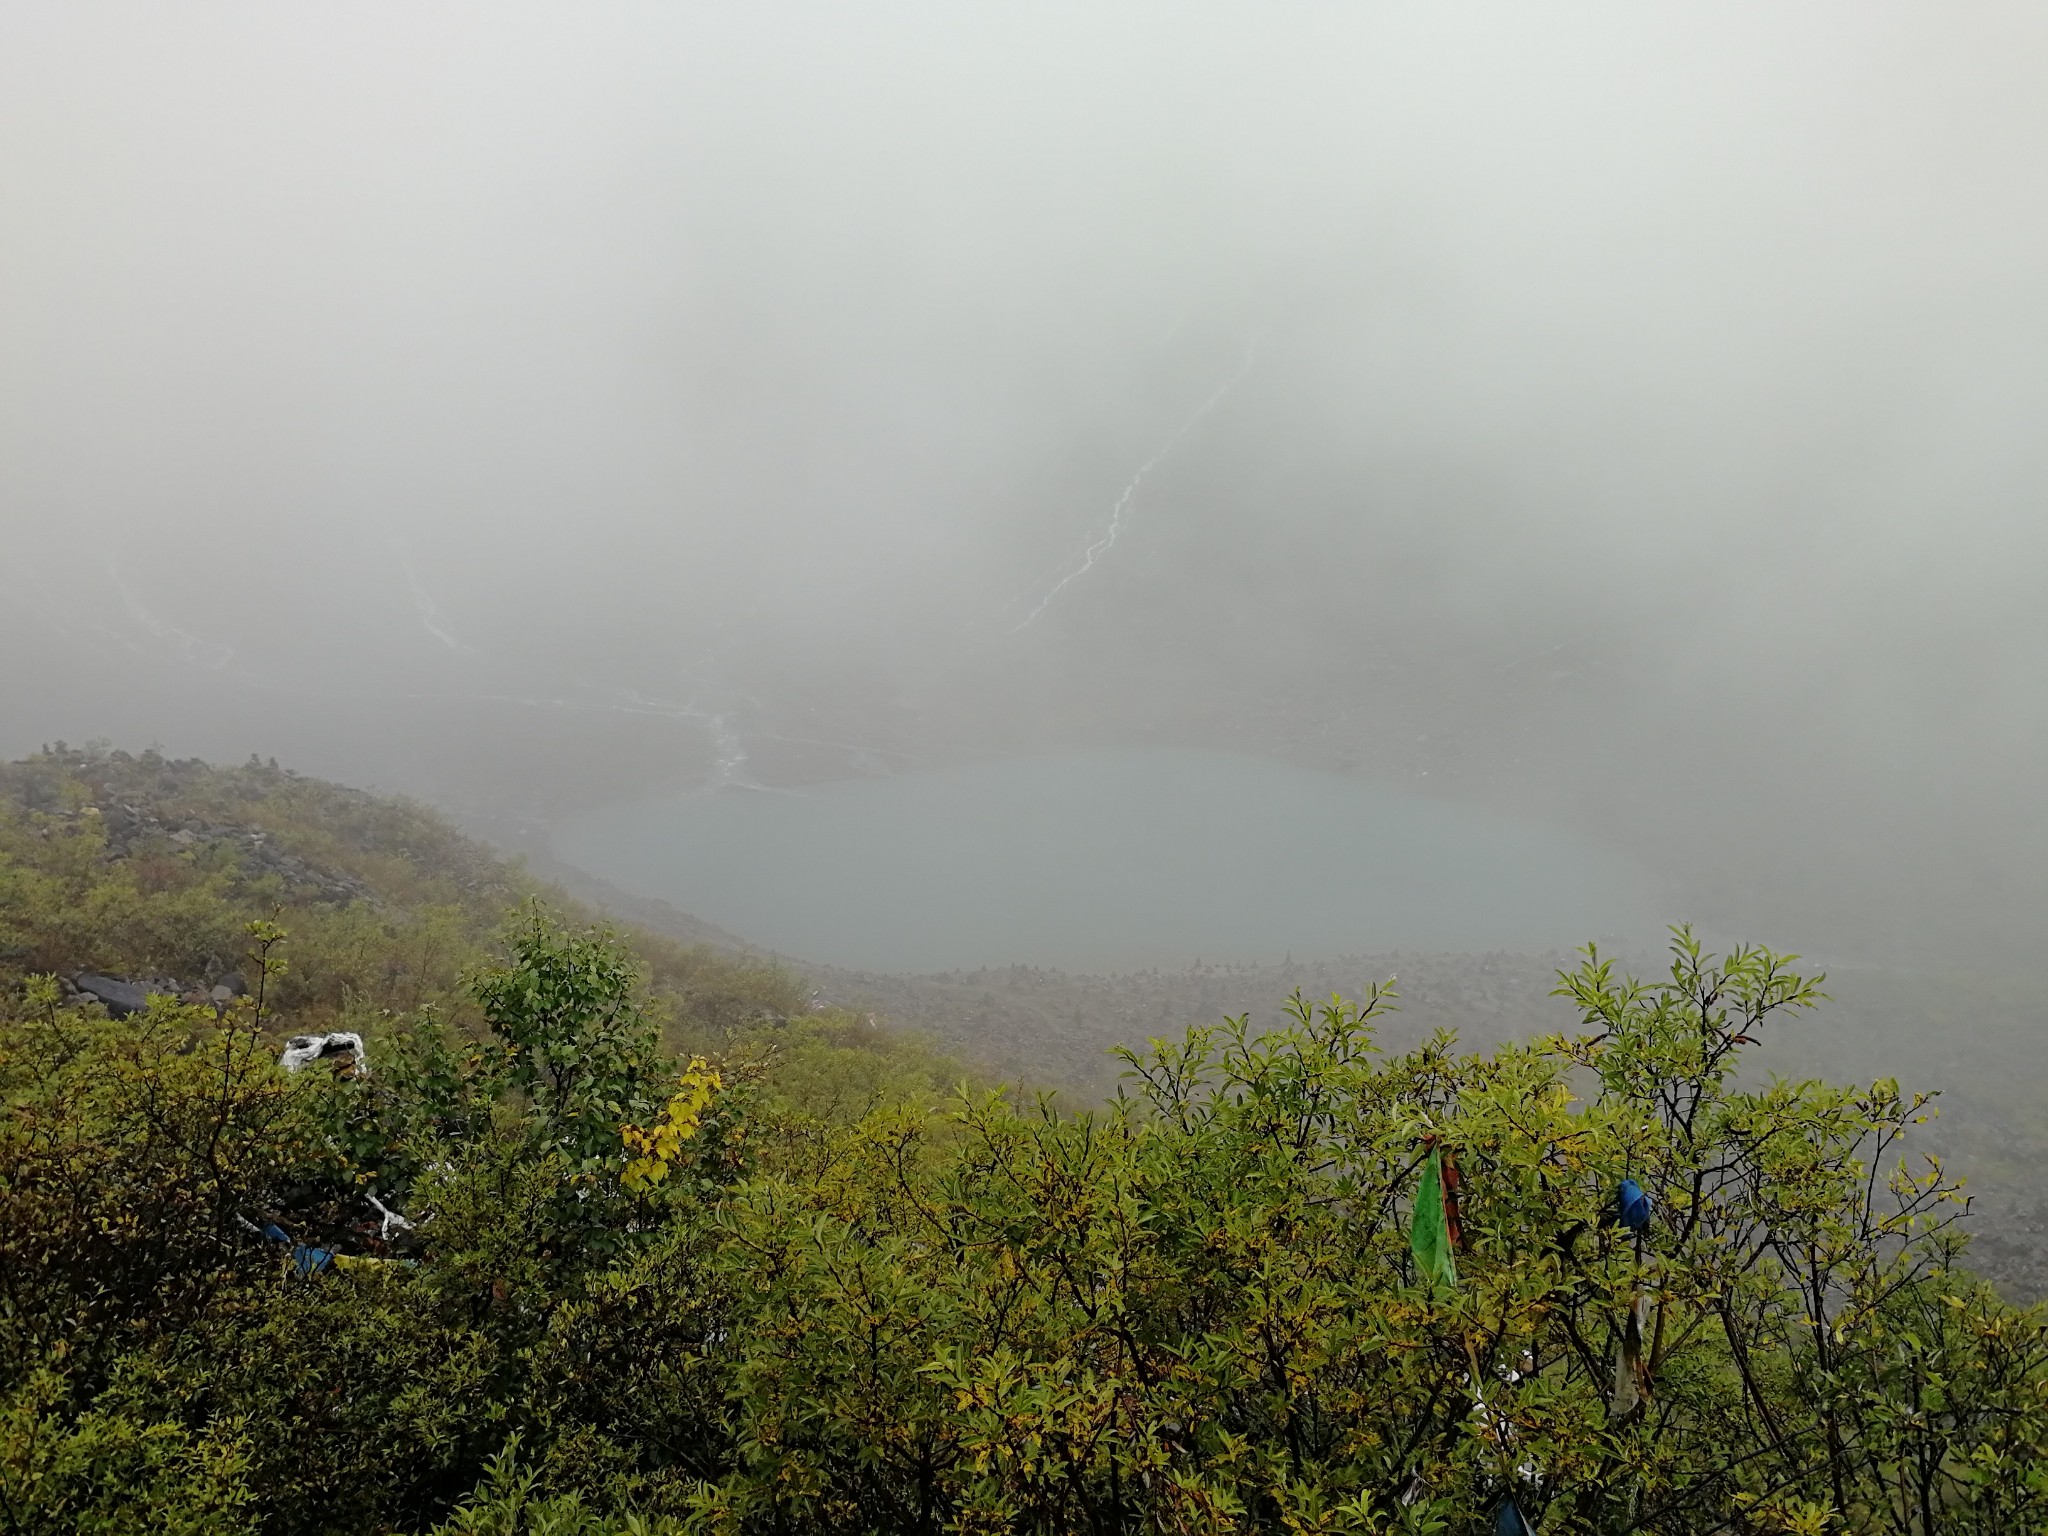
[5,5,2048,963]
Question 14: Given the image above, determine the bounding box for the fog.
[6,5,2048,967]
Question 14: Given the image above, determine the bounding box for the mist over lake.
[556,750,1665,972]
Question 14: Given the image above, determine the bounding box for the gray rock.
[71,973,149,1017]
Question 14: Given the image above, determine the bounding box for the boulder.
[70,973,150,1017]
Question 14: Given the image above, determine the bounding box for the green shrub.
[0,976,337,1391]
[0,1370,256,1536]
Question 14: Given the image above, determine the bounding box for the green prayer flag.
[1410,1148,1458,1288]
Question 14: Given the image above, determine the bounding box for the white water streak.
[572,679,767,791]
[394,541,481,657]
[1012,335,1261,632]
[88,520,241,672]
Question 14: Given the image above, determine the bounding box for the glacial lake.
[555,750,1665,973]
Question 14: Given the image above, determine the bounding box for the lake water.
[556,750,1665,972]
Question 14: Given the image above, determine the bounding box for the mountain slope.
[0,744,810,1051]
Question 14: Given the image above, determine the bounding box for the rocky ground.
[36,798,376,907]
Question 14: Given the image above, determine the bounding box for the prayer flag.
[1411,1147,1459,1289]
[1615,1178,1652,1233]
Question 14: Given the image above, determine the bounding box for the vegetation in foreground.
[3,746,2046,1533]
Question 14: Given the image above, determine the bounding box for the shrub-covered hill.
[0,744,779,1038]
[6,745,2048,1533]
[0,745,971,1091]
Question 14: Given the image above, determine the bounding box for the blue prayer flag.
[1615,1178,1652,1233]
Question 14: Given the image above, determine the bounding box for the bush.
[0,1370,256,1536]
[0,975,338,1392]
[6,874,2047,1532]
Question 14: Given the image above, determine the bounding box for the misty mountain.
[8,7,2048,971]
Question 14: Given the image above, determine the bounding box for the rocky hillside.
[0,744,808,1052]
